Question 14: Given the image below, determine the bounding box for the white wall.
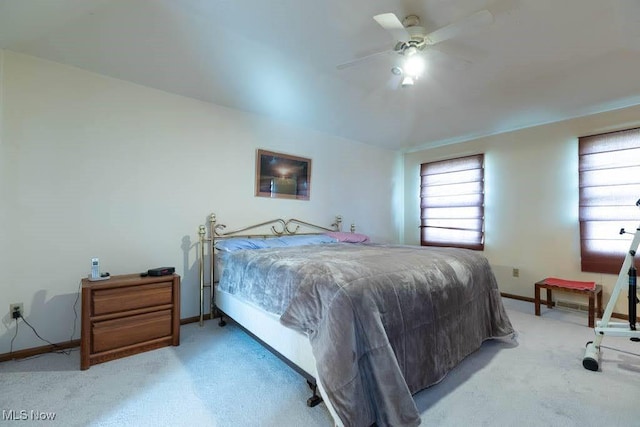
[0,50,401,352]
[404,105,640,315]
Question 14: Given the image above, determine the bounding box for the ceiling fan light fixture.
[404,46,419,57]
[404,55,425,78]
[401,76,415,87]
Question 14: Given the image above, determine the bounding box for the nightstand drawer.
[92,309,172,353]
[92,282,172,315]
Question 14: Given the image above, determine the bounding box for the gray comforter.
[218,243,514,427]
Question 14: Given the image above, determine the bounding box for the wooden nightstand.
[80,273,180,370]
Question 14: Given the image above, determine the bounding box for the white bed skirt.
[214,288,343,426]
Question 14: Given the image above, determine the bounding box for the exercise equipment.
[583,199,640,371]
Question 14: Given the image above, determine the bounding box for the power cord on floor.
[17,314,74,355]
[7,279,82,360]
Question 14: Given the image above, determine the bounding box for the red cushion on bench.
[542,277,596,290]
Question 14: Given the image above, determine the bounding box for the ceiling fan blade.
[430,40,485,64]
[423,48,472,72]
[373,13,410,42]
[336,48,394,70]
[424,9,493,46]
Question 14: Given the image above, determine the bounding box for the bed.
[198,214,514,427]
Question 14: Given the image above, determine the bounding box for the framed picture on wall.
[255,149,311,200]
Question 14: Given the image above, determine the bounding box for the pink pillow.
[326,231,370,243]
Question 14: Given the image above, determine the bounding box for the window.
[420,154,484,250]
[579,128,640,274]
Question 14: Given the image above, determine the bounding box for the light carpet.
[0,298,638,426]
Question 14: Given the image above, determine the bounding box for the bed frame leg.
[212,305,227,327]
[306,380,323,407]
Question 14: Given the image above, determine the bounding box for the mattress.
[217,243,514,427]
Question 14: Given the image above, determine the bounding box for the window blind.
[420,154,484,250]
[579,127,640,274]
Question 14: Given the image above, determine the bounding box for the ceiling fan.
[338,9,494,87]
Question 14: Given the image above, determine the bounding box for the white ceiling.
[2,0,640,151]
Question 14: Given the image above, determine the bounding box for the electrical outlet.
[512,268,520,278]
[9,303,23,318]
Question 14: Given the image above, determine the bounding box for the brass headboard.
[197,214,349,326]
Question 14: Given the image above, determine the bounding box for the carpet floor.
[1,298,638,426]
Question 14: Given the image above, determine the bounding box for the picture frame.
[255,149,311,200]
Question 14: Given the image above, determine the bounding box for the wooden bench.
[534,279,603,328]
